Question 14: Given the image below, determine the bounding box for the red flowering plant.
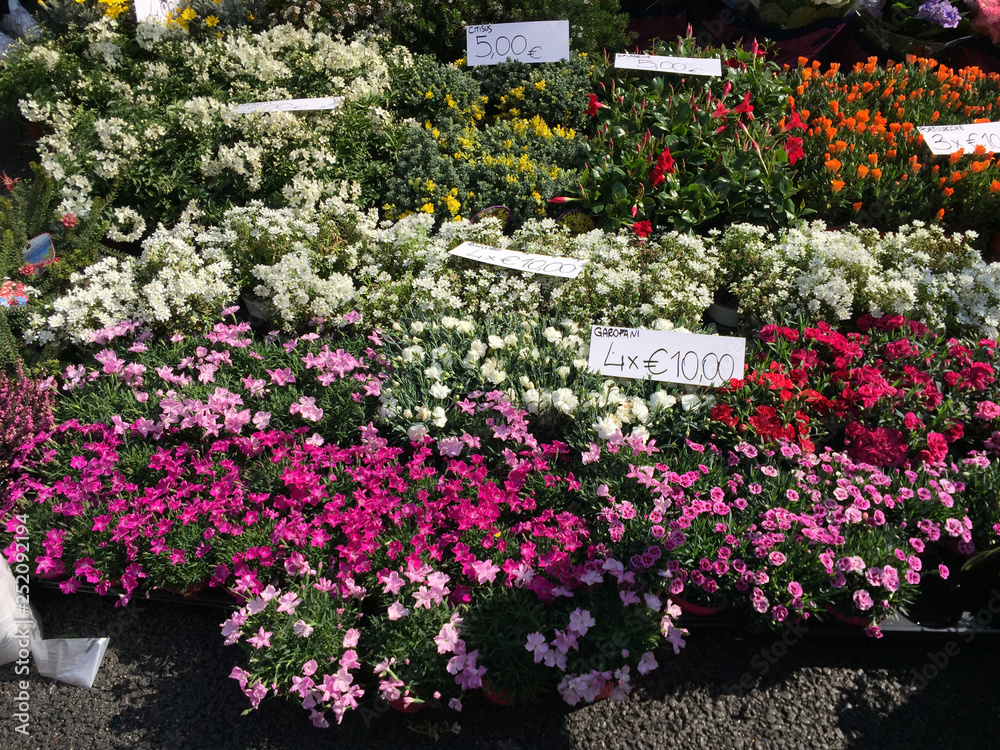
[564,36,808,235]
[711,315,1000,477]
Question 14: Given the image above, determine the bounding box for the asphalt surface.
[1,586,999,750]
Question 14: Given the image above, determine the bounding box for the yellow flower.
[424,90,433,100]
[205,14,219,26]
[181,7,196,20]
[422,179,436,193]
[420,202,435,214]
[444,94,456,108]
[534,80,546,90]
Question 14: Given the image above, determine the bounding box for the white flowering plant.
[717,220,1000,338]
[375,312,716,455]
[0,17,412,230]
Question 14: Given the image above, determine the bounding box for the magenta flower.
[853,589,874,611]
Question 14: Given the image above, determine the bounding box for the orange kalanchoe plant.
[791,55,1000,242]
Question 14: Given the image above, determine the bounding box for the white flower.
[429,382,451,399]
[680,394,702,411]
[543,326,562,343]
[487,335,506,349]
[407,424,428,441]
[592,414,620,440]
[649,391,677,411]
[551,388,579,415]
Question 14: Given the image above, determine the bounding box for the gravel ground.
[2,587,999,750]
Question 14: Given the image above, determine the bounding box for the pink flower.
[289,396,323,422]
[387,602,409,620]
[343,629,360,648]
[853,589,874,611]
[975,400,1000,420]
[248,627,273,649]
[637,651,658,675]
[276,592,302,614]
[61,213,78,228]
[768,551,786,566]
[568,608,596,636]
[293,620,314,638]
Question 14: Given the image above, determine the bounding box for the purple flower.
[915,0,962,29]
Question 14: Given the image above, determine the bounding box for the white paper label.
[233,97,344,114]
[466,21,570,66]
[614,53,723,77]
[588,326,746,387]
[449,241,585,278]
[134,0,176,22]
[918,122,1000,155]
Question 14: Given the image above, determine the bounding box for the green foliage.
[259,0,634,59]
[0,165,115,366]
[384,54,591,226]
[571,36,808,234]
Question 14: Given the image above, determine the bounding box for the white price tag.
[918,122,1000,155]
[614,53,722,77]
[233,97,344,114]
[588,326,745,387]
[134,0,176,22]
[449,241,585,278]
[466,21,569,66]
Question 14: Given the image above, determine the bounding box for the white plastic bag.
[1,0,39,40]
[1,558,110,688]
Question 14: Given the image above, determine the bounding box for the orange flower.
[931,110,940,122]
[825,159,842,173]
[974,144,988,156]
[857,164,870,178]
[949,149,965,163]
[951,170,963,182]
[990,179,1000,192]
[871,168,882,180]
[825,126,837,141]
[852,202,863,211]
[936,208,946,220]
[829,100,840,114]
[943,187,955,196]
[867,153,878,165]
[831,179,846,192]
[887,149,897,158]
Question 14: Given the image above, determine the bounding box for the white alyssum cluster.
[721,220,1000,338]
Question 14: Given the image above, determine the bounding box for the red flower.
[918,432,949,465]
[648,147,675,187]
[586,93,607,117]
[710,403,739,428]
[632,220,652,239]
[733,92,754,120]
[784,137,805,165]
[61,213,78,228]
[2,171,18,192]
[783,108,806,132]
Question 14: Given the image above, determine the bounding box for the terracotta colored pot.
[824,603,869,627]
[481,679,515,706]
[388,692,425,713]
[673,596,727,617]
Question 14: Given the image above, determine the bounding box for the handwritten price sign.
[466,20,569,66]
[614,53,722,77]
[134,0,176,22]
[449,241,585,278]
[918,122,1000,155]
[233,97,344,114]
[588,326,746,387]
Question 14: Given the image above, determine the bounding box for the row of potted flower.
[3,307,999,724]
